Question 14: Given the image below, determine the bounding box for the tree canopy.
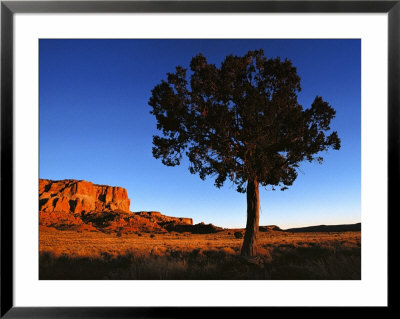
[149,49,340,193]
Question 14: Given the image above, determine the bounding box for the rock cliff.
[39,179,199,233]
[39,179,130,214]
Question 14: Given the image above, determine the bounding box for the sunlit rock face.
[39,179,131,214]
[38,179,197,233]
[135,211,193,226]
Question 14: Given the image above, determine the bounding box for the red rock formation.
[135,211,193,226]
[39,179,199,233]
[39,179,131,214]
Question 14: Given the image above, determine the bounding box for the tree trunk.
[241,178,260,257]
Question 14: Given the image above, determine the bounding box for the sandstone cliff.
[39,179,196,233]
[39,179,130,214]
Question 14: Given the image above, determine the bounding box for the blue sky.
[39,39,361,229]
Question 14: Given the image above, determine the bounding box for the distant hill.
[259,225,282,232]
[284,223,361,233]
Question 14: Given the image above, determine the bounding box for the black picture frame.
[1,0,396,317]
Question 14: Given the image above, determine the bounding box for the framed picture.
[1,0,395,316]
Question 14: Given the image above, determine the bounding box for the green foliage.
[149,49,340,193]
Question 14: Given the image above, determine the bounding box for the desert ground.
[39,180,361,280]
[39,226,361,280]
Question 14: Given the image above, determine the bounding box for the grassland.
[39,226,361,280]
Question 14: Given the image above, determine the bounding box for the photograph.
[38,39,361,280]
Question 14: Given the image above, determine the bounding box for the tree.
[148,49,341,256]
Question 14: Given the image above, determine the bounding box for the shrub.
[234,231,243,239]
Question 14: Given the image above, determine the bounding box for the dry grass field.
[39,226,361,280]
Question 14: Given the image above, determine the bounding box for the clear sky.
[39,39,360,229]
